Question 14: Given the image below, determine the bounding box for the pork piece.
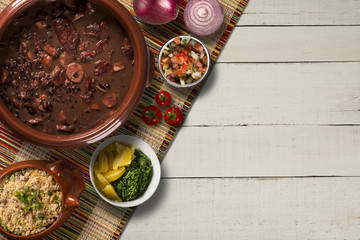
[101,91,117,108]
[57,69,66,85]
[83,74,93,92]
[95,39,108,54]
[96,85,106,93]
[85,2,94,15]
[66,63,84,83]
[59,51,73,67]
[42,54,52,69]
[1,69,8,84]
[28,117,43,125]
[78,50,95,62]
[26,51,35,61]
[72,12,85,21]
[27,78,40,90]
[113,62,125,72]
[77,40,90,52]
[59,110,70,125]
[80,93,93,103]
[94,60,112,76]
[35,94,52,112]
[83,22,100,38]
[43,43,59,57]
[51,66,61,78]
[86,22,100,32]
[56,124,75,132]
[121,45,133,59]
[53,16,80,50]
[35,21,47,30]
[91,104,101,111]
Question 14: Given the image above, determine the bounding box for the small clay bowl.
[0,160,85,240]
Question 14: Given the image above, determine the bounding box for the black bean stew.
[0,0,134,134]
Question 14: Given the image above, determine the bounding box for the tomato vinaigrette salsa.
[160,36,208,85]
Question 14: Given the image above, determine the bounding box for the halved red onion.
[184,0,224,36]
[133,0,179,25]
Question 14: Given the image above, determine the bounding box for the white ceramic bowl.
[90,135,161,207]
[158,35,211,88]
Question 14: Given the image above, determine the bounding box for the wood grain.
[217,26,360,63]
[162,126,360,177]
[122,1,360,239]
[122,178,360,240]
[238,0,360,26]
[185,62,360,126]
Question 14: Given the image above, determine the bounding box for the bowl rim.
[90,135,161,208]
[0,0,151,148]
[158,35,211,88]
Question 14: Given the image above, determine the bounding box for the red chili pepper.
[164,107,183,126]
[155,91,172,107]
[142,105,162,126]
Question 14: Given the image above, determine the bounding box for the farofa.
[0,168,62,236]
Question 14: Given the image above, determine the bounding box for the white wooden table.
[122,1,360,239]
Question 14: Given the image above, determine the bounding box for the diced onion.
[190,51,199,61]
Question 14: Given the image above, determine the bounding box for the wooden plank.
[122,177,360,240]
[185,62,360,126]
[217,26,360,62]
[162,126,360,177]
[237,0,360,26]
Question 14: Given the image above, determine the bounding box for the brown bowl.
[0,160,85,240]
[0,0,154,149]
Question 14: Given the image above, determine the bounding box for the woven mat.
[0,0,248,239]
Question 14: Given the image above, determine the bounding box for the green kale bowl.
[90,135,161,207]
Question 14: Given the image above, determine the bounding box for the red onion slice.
[184,0,224,36]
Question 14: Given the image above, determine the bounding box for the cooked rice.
[0,168,62,236]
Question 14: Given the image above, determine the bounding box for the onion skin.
[133,0,179,25]
[184,0,224,36]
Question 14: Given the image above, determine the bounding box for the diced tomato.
[177,71,182,77]
[177,54,188,65]
[174,37,181,45]
[201,56,208,65]
[180,63,188,73]
[194,43,204,53]
[199,67,207,73]
[171,56,178,64]
[195,61,203,68]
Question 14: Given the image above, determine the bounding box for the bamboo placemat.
[0,0,248,239]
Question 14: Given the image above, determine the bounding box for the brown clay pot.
[0,0,155,149]
[0,160,85,240]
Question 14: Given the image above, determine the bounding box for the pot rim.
[0,0,149,148]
